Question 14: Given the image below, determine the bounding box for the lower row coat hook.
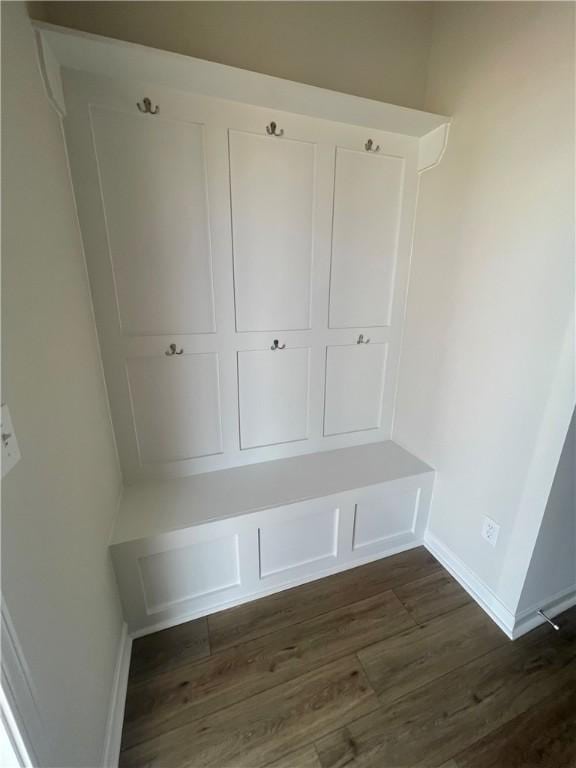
[165,343,184,356]
[271,339,286,350]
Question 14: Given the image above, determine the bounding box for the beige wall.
[7,9,572,762]
[30,1,434,109]
[1,3,124,765]
[395,1,575,612]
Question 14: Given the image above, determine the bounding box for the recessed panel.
[127,353,223,464]
[259,507,338,577]
[324,344,387,436]
[91,106,215,334]
[230,130,315,331]
[329,149,404,328]
[139,535,239,612]
[353,488,418,550]
[238,347,310,449]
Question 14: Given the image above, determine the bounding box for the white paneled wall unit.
[48,26,449,482]
[35,23,449,635]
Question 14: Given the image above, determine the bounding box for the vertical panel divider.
[236,521,262,594]
[337,496,357,558]
[206,120,240,456]
[308,142,337,440]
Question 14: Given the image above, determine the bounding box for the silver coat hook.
[137,97,159,115]
[270,339,286,350]
[266,121,284,137]
[165,343,184,356]
[357,334,370,344]
[365,138,380,153]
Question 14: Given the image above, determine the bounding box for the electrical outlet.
[482,516,500,547]
[1,404,21,477]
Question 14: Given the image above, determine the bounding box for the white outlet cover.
[1,405,21,478]
[482,515,500,547]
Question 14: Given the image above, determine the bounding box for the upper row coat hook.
[365,138,380,152]
[266,121,284,137]
[137,97,160,115]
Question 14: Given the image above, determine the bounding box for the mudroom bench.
[110,441,434,635]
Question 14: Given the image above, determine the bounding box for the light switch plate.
[2,404,21,477]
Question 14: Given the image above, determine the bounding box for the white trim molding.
[0,684,34,768]
[33,28,66,116]
[0,602,49,766]
[129,537,424,640]
[101,623,132,768]
[425,531,576,640]
[32,21,450,146]
[512,586,576,640]
[417,123,450,173]
[424,531,516,639]
[1,604,132,768]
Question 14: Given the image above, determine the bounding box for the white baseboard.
[101,623,132,768]
[424,531,516,639]
[512,585,576,639]
[130,537,422,639]
[425,531,576,641]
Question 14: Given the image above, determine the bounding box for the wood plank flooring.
[120,547,576,768]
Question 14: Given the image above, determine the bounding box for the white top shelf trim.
[33,21,450,149]
[113,440,433,545]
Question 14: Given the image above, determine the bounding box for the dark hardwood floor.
[119,547,576,767]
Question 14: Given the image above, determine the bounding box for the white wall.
[518,412,575,612]
[31,1,434,110]
[1,3,124,765]
[395,1,575,615]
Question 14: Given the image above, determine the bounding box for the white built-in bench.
[111,441,434,635]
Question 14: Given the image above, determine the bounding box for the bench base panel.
[112,473,434,636]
